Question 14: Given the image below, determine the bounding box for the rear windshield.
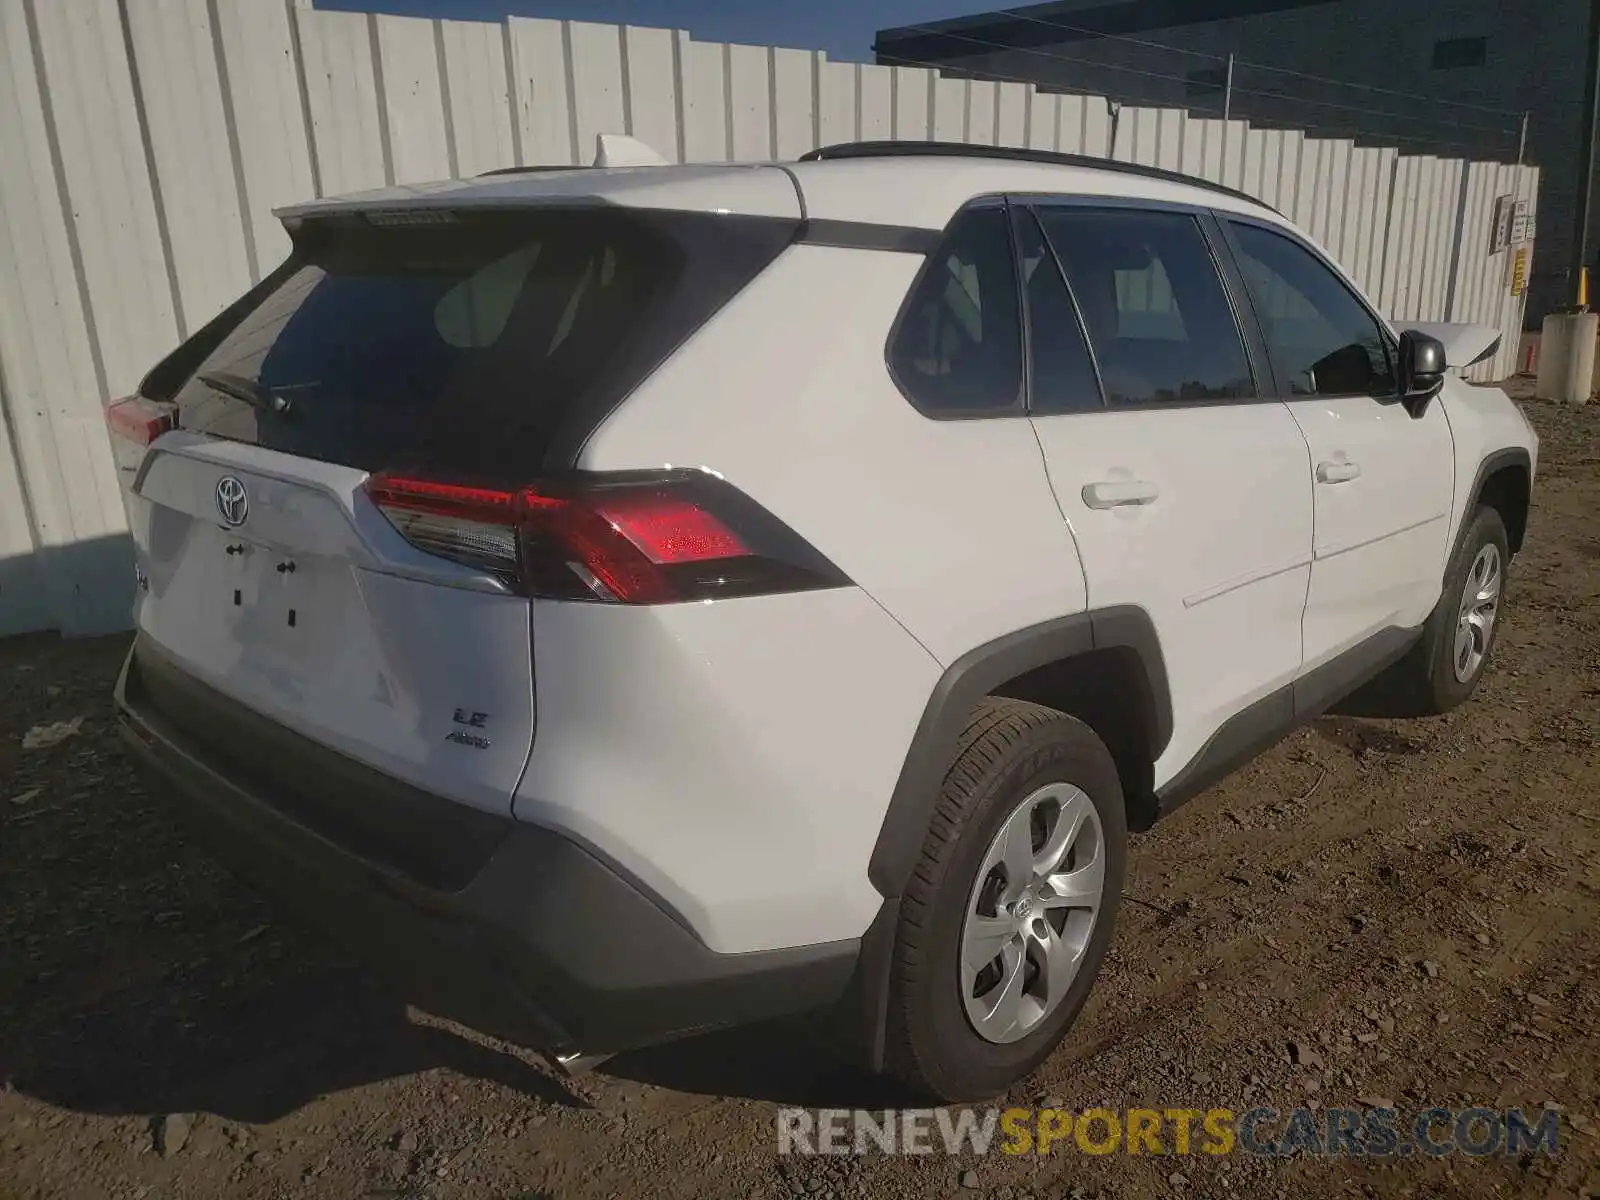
[155,207,793,477]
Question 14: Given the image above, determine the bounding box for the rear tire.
[883,698,1126,1102]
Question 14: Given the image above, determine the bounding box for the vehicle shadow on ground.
[2,630,592,1125]
[600,1021,908,1109]
[4,945,591,1125]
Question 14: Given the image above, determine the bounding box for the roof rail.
[477,165,591,178]
[798,141,1276,213]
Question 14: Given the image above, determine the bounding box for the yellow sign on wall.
[1510,247,1529,297]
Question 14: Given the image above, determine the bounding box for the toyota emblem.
[215,475,249,527]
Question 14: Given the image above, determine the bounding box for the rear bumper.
[115,637,859,1055]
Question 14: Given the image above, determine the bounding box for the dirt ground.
[2,381,1598,1200]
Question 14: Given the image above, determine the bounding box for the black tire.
[1349,505,1511,718]
[883,698,1126,1102]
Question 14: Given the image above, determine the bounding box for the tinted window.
[1432,36,1486,69]
[889,205,1023,415]
[1015,210,1102,414]
[162,209,788,476]
[1228,221,1395,397]
[1037,208,1254,406]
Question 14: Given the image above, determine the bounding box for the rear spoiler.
[1403,322,1502,370]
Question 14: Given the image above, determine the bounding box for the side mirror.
[1397,329,1446,417]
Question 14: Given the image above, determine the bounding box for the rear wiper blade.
[198,371,293,416]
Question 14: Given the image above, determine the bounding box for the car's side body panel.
[1436,378,1539,555]
[578,240,1093,667]
[515,587,941,954]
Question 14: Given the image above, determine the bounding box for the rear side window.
[1014,209,1102,415]
[1036,208,1254,406]
[888,205,1023,416]
[1227,220,1395,397]
[155,208,793,477]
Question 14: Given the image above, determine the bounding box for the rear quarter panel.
[579,241,1091,664]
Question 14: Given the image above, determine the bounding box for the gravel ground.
[2,381,1598,1200]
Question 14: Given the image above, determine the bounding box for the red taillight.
[105,395,177,446]
[363,471,844,605]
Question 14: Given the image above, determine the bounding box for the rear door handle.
[1082,480,1160,509]
[1315,460,1361,484]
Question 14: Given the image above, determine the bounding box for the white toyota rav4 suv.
[110,140,1537,1101]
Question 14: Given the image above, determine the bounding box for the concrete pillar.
[1535,312,1598,405]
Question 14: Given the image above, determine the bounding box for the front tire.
[1355,505,1510,718]
[884,698,1126,1101]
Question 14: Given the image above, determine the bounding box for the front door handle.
[1315,460,1362,484]
[1082,480,1160,509]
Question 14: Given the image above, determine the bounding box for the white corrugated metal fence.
[0,0,1541,636]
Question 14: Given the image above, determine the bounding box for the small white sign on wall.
[1511,199,1530,244]
[1489,194,1515,254]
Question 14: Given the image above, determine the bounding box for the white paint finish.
[31,0,179,397]
[1289,396,1455,662]
[506,16,575,166]
[123,0,252,332]
[567,20,626,162]
[726,43,771,161]
[438,17,516,177]
[521,589,937,951]
[771,47,816,158]
[213,0,313,269]
[786,157,1278,232]
[581,242,1090,670]
[997,81,1027,147]
[858,62,891,139]
[622,25,683,163]
[932,75,965,142]
[1031,403,1314,786]
[965,79,997,145]
[374,15,450,184]
[818,60,858,145]
[1438,378,1538,544]
[130,439,536,817]
[679,37,728,162]
[891,66,931,139]
[0,5,1546,636]
[296,8,388,193]
[279,162,803,222]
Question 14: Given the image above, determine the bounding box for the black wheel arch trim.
[1460,446,1532,558]
[867,605,1171,901]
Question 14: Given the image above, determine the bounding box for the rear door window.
[156,208,792,477]
[1014,209,1103,415]
[1036,208,1255,407]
